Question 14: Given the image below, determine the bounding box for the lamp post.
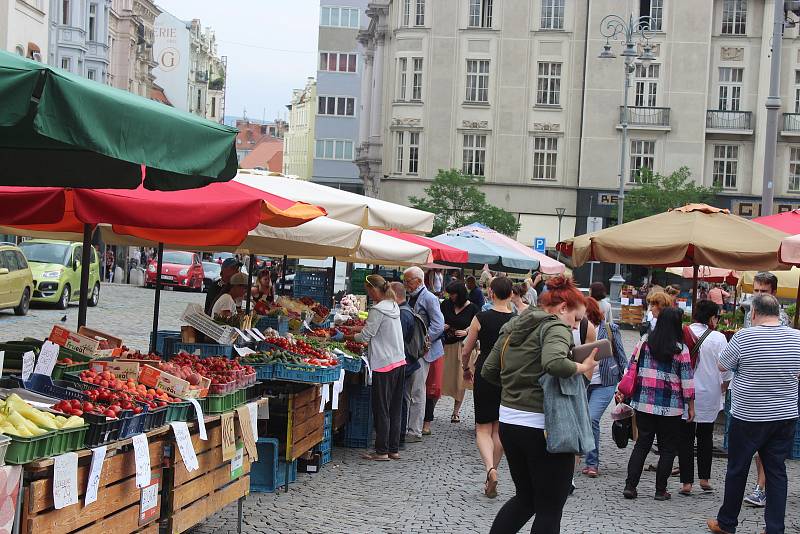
[555,207,565,261]
[598,13,655,304]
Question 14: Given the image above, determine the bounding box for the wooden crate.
[20,437,165,534]
[287,385,325,462]
[163,419,251,534]
[620,305,645,326]
[331,388,349,432]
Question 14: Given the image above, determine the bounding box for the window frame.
[320,6,360,28]
[718,67,743,111]
[411,57,423,101]
[536,62,562,106]
[462,134,487,176]
[88,3,97,41]
[629,139,655,183]
[468,0,493,29]
[465,59,490,103]
[315,139,355,161]
[634,63,660,108]
[397,57,408,100]
[712,144,739,190]
[640,0,663,32]
[540,0,565,30]
[319,52,358,73]
[721,0,747,36]
[532,136,558,181]
[789,147,800,192]
[60,57,71,72]
[62,0,70,25]
[317,95,357,117]
[87,68,97,81]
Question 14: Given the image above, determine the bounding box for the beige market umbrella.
[738,268,800,300]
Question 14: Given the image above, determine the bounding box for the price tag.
[84,445,107,506]
[21,351,35,381]
[633,298,643,306]
[131,433,151,488]
[53,452,78,509]
[233,328,251,342]
[247,402,259,440]
[139,479,159,525]
[621,298,630,305]
[236,405,258,461]
[170,422,199,472]
[678,300,688,309]
[187,398,207,440]
[33,340,60,377]
[248,329,266,341]
[221,412,236,461]
[234,346,256,356]
[230,442,244,479]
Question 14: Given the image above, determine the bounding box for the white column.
[369,33,385,140]
[359,50,374,146]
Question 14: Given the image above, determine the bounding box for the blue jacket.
[398,301,421,375]
[596,321,628,387]
[409,286,445,362]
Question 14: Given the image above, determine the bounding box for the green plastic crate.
[4,431,58,464]
[51,362,90,380]
[203,392,236,414]
[165,401,192,423]
[50,425,89,456]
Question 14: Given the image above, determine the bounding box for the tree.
[409,169,520,236]
[612,166,721,223]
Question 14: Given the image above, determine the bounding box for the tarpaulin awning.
[335,230,432,267]
[753,209,800,235]
[235,169,434,234]
[738,268,800,299]
[779,234,800,266]
[558,204,788,271]
[666,266,739,285]
[0,50,238,190]
[431,232,539,273]
[375,229,468,263]
[453,223,565,274]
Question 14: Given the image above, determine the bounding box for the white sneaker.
[743,485,766,507]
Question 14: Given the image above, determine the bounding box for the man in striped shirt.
[707,295,800,534]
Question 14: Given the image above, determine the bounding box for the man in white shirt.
[211,272,248,319]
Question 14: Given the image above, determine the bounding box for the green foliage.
[612,166,721,223]
[409,169,520,236]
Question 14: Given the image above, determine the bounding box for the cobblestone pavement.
[1,285,797,533]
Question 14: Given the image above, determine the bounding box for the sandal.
[485,467,498,499]
[451,414,461,423]
[422,428,432,436]
[699,483,714,492]
[361,453,391,461]
[388,453,401,460]
[584,467,598,478]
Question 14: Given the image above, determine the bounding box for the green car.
[18,239,102,309]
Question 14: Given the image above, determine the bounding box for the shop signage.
[598,193,619,205]
[731,200,800,218]
[533,237,546,254]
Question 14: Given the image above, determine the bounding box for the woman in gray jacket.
[354,274,407,460]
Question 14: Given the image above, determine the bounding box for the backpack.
[401,303,429,363]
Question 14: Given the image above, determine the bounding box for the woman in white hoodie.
[354,274,407,460]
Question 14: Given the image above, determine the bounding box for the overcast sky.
[156,0,320,122]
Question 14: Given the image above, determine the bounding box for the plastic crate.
[255,316,289,336]
[151,330,182,355]
[251,363,275,380]
[295,269,329,287]
[3,431,58,464]
[172,343,234,359]
[165,401,192,423]
[293,284,327,302]
[119,408,148,439]
[203,392,237,414]
[250,437,298,493]
[141,404,168,432]
[51,362,90,380]
[82,411,123,447]
[339,356,362,373]
[320,448,331,465]
[51,425,88,456]
[342,384,373,448]
[14,374,86,401]
[272,362,341,384]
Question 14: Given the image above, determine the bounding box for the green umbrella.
[0,50,238,190]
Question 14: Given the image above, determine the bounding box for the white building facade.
[284,77,317,180]
[48,0,112,81]
[1,0,49,60]
[108,0,160,97]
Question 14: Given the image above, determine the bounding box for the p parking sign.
[533,237,546,254]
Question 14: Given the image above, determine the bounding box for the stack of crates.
[314,410,333,465]
[250,437,298,493]
[342,384,373,448]
[350,268,400,295]
[293,268,330,303]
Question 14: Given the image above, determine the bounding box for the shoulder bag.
[617,335,647,398]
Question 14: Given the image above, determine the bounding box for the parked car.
[0,243,34,315]
[18,239,102,309]
[202,261,221,292]
[146,251,204,291]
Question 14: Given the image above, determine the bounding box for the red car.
[146,251,204,291]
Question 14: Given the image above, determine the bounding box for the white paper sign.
[131,433,151,488]
[247,402,259,440]
[678,300,688,309]
[234,328,251,342]
[230,445,244,475]
[621,298,630,305]
[633,298,643,306]
[33,340,60,377]
[21,351,35,380]
[84,445,107,506]
[234,346,256,356]
[0,350,4,378]
[170,422,199,472]
[140,481,159,515]
[248,329,266,341]
[187,398,207,440]
[257,399,269,420]
[319,385,329,413]
[361,356,372,385]
[53,452,79,509]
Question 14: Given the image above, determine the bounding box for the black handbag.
[612,417,633,449]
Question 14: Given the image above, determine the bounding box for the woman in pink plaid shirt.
[620,306,695,501]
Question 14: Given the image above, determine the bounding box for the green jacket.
[481,309,578,414]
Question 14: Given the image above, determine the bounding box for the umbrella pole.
[245,254,256,314]
[77,224,93,329]
[149,243,164,353]
[329,257,337,306]
[692,264,699,308]
[281,255,288,296]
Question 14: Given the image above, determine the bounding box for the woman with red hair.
[482,276,598,534]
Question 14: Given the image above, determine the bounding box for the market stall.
[431,231,540,273]
[453,222,566,274]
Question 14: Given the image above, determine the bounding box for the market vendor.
[204,257,242,315]
[212,272,249,319]
[252,268,274,303]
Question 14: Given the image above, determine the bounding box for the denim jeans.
[717,417,797,534]
[584,385,616,469]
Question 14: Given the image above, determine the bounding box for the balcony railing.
[783,113,800,133]
[706,110,753,131]
[195,71,209,83]
[619,106,670,128]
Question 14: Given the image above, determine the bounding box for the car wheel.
[13,288,30,316]
[88,282,100,307]
[58,284,71,310]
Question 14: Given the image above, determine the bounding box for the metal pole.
[237,496,244,533]
[150,243,164,352]
[245,254,256,314]
[280,255,288,296]
[609,55,632,304]
[762,0,784,217]
[330,257,337,307]
[692,264,699,308]
[77,224,93,328]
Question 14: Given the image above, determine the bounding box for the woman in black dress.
[462,277,515,498]
[439,281,479,423]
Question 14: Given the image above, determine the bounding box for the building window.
[794,71,800,113]
[87,69,96,81]
[718,67,743,111]
[319,52,357,73]
[211,96,216,117]
[640,0,663,32]
[401,0,425,27]
[412,58,423,100]
[789,148,800,192]
[61,57,71,72]
[88,3,97,41]
[396,131,421,174]
[540,0,565,30]
[318,96,355,117]
[408,132,420,173]
[722,0,746,35]
[395,131,405,173]
[629,140,655,183]
[634,64,660,107]
[465,59,489,103]
[536,62,562,106]
[320,6,359,28]
[315,139,355,160]
[397,58,407,100]
[62,0,70,25]
[197,89,202,112]
[532,137,558,180]
[713,144,738,189]
[463,134,487,176]
[468,0,493,28]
